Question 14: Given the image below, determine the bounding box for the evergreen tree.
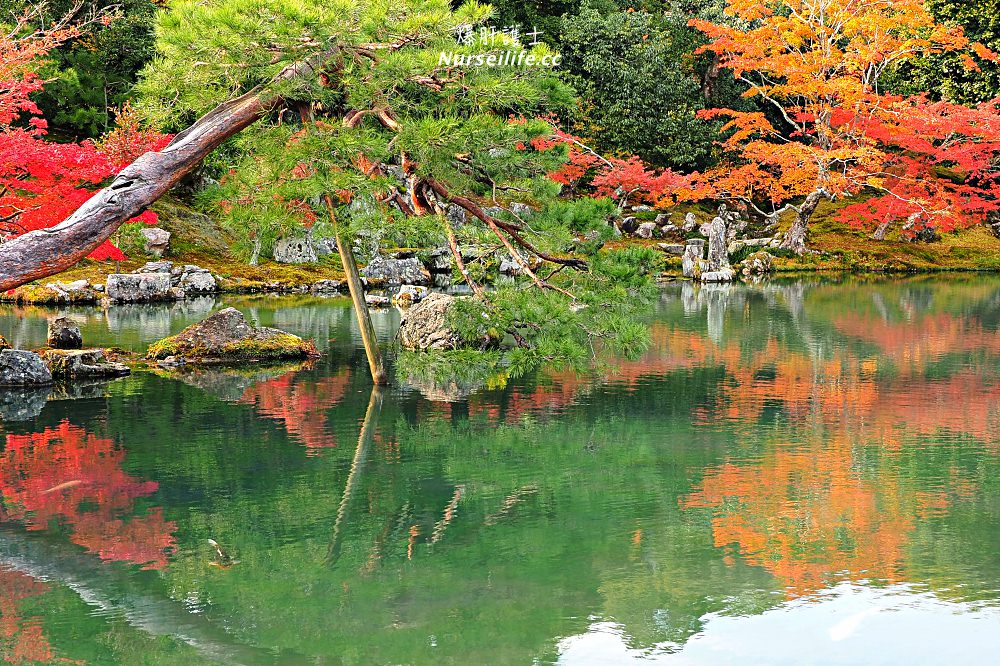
[137,0,658,381]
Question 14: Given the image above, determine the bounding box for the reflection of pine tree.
[0,421,176,570]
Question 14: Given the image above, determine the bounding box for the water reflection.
[0,277,999,664]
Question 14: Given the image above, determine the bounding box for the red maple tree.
[0,10,170,261]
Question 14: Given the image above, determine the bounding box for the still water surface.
[1,276,999,664]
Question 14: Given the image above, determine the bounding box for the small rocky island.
[147,307,318,364]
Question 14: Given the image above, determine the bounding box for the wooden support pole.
[323,194,388,386]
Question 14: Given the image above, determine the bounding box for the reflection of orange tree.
[681,436,914,597]
[679,309,1000,596]
[1,421,176,570]
[238,369,351,454]
[0,569,61,665]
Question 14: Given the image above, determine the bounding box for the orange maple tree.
[679,0,1000,253]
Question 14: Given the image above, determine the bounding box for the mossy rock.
[146,307,318,363]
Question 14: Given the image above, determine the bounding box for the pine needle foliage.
[137,0,660,381]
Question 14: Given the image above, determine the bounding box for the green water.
[1,277,999,665]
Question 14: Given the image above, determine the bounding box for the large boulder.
[635,222,660,239]
[146,307,317,363]
[41,349,130,380]
[47,316,83,349]
[273,237,318,264]
[361,256,430,287]
[398,293,461,351]
[106,273,173,303]
[0,349,53,386]
[141,227,171,257]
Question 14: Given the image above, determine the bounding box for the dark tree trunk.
[0,49,336,292]
[780,189,825,254]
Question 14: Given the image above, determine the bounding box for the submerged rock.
[146,307,317,363]
[398,293,461,351]
[41,349,131,380]
[0,349,53,386]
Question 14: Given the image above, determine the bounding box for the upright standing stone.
[707,215,731,272]
[682,239,706,279]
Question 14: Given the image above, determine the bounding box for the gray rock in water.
[141,227,171,257]
[273,237,318,264]
[636,222,660,239]
[707,215,731,272]
[361,256,430,287]
[47,316,83,349]
[364,294,391,308]
[0,385,49,421]
[700,268,736,283]
[0,349,53,386]
[398,292,461,351]
[147,307,315,362]
[106,273,174,303]
[42,349,130,380]
[310,280,345,294]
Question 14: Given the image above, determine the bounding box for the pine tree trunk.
[0,48,337,292]
[780,189,825,255]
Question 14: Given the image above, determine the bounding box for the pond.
[1,276,999,665]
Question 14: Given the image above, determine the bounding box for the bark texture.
[0,50,336,292]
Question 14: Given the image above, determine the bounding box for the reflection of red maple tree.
[0,569,56,664]
[239,369,351,454]
[0,421,176,570]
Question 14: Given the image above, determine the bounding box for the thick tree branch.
[0,46,340,291]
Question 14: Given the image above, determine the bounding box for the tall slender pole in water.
[323,194,388,386]
[327,387,384,564]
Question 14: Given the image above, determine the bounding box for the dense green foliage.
[888,0,1000,104]
[1,0,158,137]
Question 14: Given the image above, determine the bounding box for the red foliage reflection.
[1,421,176,570]
[238,369,351,454]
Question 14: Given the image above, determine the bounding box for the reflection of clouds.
[557,585,1000,665]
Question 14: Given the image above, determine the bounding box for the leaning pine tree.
[133,0,656,385]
